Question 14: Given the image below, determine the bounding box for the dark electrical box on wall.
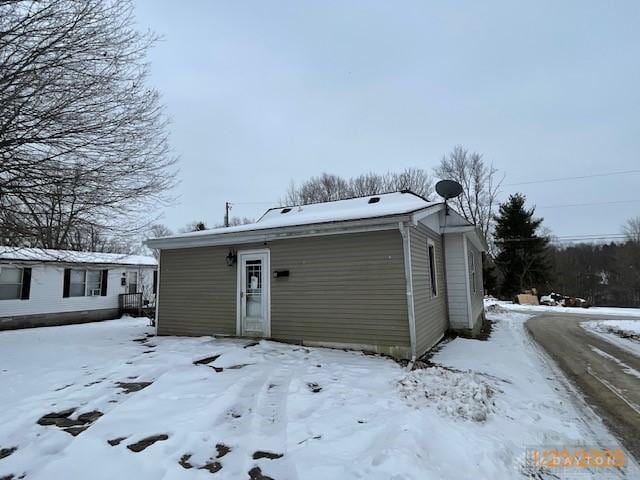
[273,270,289,278]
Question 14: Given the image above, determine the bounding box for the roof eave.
[442,225,489,252]
[145,214,422,250]
[0,258,157,267]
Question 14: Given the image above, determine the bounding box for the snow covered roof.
[156,191,439,242]
[0,246,157,267]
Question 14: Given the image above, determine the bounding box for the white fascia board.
[466,228,489,252]
[441,225,475,233]
[442,226,488,252]
[146,216,409,250]
[410,204,445,224]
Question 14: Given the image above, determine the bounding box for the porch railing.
[119,293,143,316]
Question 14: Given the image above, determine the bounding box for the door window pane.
[127,271,138,294]
[70,269,86,297]
[0,266,22,300]
[245,260,262,318]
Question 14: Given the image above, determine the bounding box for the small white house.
[0,247,157,330]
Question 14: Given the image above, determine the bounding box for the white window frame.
[427,239,438,297]
[0,266,23,300]
[236,248,271,338]
[468,251,477,294]
[69,269,102,297]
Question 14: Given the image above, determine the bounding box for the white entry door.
[238,250,270,337]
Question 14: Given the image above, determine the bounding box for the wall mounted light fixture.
[225,249,237,267]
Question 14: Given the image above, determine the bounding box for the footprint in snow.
[37,408,103,436]
[116,381,152,393]
[178,443,231,474]
[249,466,275,480]
[0,446,17,459]
[307,382,322,393]
[107,437,127,446]
[126,434,169,452]
[193,354,221,365]
[252,451,283,460]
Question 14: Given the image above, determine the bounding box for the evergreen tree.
[482,255,499,296]
[494,194,551,298]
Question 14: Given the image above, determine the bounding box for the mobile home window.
[469,252,477,293]
[427,240,437,297]
[86,270,102,296]
[69,269,102,297]
[0,267,22,300]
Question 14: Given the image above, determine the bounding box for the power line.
[537,199,640,209]
[496,233,628,244]
[504,169,640,187]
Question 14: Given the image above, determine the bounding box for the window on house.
[69,269,103,297]
[127,271,138,294]
[469,252,477,294]
[0,267,22,300]
[69,269,86,297]
[86,270,102,296]
[427,240,437,297]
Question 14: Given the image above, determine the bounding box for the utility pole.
[224,202,231,227]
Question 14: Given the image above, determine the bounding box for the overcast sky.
[135,0,640,241]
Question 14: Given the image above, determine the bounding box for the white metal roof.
[165,191,438,241]
[0,246,157,266]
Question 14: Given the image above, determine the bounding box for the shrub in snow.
[398,367,495,422]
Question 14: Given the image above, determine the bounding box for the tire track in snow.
[254,368,298,479]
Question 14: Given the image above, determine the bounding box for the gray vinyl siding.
[466,238,485,330]
[269,230,409,348]
[158,230,410,353]
[410,223,448,356]
[158,245,237,336]
[443,233,469,330]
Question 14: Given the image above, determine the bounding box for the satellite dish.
[435,180,463,200]
[435,179,463,217]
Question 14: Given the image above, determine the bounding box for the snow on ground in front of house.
[0,315,637,480]
[485,298,640,318]
[581,319,640,357]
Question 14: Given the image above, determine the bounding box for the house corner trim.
[399,222,417,360]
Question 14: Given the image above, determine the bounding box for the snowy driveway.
[0,312,638,479]
[527,314,640,460]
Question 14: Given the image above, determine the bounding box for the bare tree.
[220,216,254,227]
[0,0,177,249]
[143,223,173,258]
[148,224,173,239]
[623,216,640,244]
[435,146,503,242]
[179,221,207,233]
[381,168,433,198]
[282,174,351,205]
[349,172,386,197]
[67,225,135,253]
[282,168,434,205]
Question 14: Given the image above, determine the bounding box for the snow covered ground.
[0,313,637,479]
[582,319,640,357]
[486,298,640,318]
